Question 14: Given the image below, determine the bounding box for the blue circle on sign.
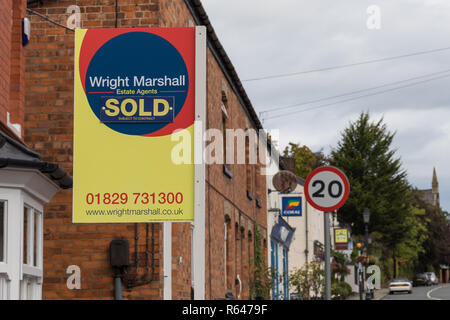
[85,32,188,135]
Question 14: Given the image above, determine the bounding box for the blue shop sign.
[281,196,302,217]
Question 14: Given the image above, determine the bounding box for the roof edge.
[184,0,286,170]
[0,157,72,189]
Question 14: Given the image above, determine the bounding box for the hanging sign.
[281,196,302,217]
[334,228,349,250]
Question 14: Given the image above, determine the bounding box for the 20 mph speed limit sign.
[304,166,350,212]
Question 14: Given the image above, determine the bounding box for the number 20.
[312,180,343,198]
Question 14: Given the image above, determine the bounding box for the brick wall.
[0,0,26,139]
[0,0,12,127]
[25,0,163,300]
[9,0,26,136]
[160,0,268,300]
[25,0,267,300]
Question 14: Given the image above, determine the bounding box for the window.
[255,140,260,195]
[224,218,232,292]
[224,220,228,290]
[245,134,252,198]
[222,92,233,179]
[34,212,40,267]
[234,223,241,298]
[0,166,58,300]
[23,207,28,264]
[0,202,5,262]
[247,231,253,293]
[20,204,43,300]
[240,227,245,295]
[23,206,41,268]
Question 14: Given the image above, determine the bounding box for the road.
[383,284,450,300]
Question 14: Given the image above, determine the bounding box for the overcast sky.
[201,0,450,212]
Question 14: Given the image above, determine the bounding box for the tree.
[329,112,413,277]
[282,142,326,178]
[412,191,450,272]
[396,205,428,277]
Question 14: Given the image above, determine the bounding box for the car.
[413,273,432,286]
[426,272,439,285]
[389,278,413,294]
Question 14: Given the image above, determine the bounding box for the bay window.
[0,168,60,300]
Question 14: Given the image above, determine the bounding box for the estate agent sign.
[73,28,201,223]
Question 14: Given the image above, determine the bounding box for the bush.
[331,281,352,300]
[289,261,324,300]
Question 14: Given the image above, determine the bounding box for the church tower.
[432,167,440,207]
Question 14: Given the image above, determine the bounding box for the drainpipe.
[114,275,123,300]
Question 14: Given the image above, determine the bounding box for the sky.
[201,0,450,212]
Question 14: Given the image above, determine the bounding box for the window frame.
[0,201,6,264]
[20,192,44,300]
[0,167,60,300]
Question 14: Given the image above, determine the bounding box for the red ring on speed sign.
[304,166,350,212]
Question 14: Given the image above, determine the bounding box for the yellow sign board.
[334,228,348,244]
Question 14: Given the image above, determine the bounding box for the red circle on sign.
[304,166,350,212]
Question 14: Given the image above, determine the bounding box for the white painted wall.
[284,182,326,270]
[265,152,340,297]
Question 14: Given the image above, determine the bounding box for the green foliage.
[331,249,349,281]
[331,281,353,300]
[249,226,272,299]
[396,205,428,277]
[328,112,438,281]
[289,261,324,300]
[412,191,450,271]
[329,112,411,249]
[282,142,326,178]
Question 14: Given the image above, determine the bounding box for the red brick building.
[0,0,26,136]
[0,0,71,300]
[24,0,269,300]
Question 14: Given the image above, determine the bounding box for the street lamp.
[363,207,370,224]
[363,208,370,261]
[362,208,372,300]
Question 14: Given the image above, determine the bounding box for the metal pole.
[305,200,309,263]
[365,223,371,300]
[114,276,122,300]
[358,249,363,300]
[163,222,172,300]
[324,211,331,300]
[365,224,369,263]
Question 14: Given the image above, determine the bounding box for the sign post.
[304,166,350,300]
[73,27,206,300]
[324,211,331,300]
